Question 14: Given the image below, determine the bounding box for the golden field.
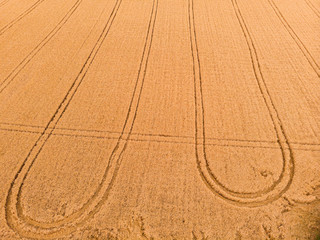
[0,0,319,239]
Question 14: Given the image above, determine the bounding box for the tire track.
[0,0,47,36]
[0,127,282,149]
[3,127,320,152]
[0,0,10,8]
[0,122,277,143]
[1,122,319,148]
[304,0,320,18]
[5,0,158,237]
[267,0,320,78]
[189,0,294,207]
[0,0,82,94]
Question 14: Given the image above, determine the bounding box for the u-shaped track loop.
[188,0,295,207]
[5,0,158,238]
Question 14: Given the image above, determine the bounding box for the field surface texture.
[0,0,320,239]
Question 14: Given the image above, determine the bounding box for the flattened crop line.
[0,127,281,150]
[2,126,320,152]
[0,122,278,143]
[0,127,41,135]
[304,0,320,18]
[0,0,83,94]
[4,0,123,237]
[0,0,47,36]
[267,0,320,78]
[2,122,320,147]
[189,0,294,207]
[0,0,10,8]
[5,0,158,238]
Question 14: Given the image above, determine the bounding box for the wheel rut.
[4,0,158,237]
[189,0,295,207]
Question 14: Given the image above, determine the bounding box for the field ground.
[0,0,320,239]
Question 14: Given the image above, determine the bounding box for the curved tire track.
[0,0,47,36]
[0,0,83,94]
[5,0,158,237]
[267,0,320,78]
[189,0,294,207]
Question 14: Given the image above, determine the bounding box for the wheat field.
[0,0,319,239]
